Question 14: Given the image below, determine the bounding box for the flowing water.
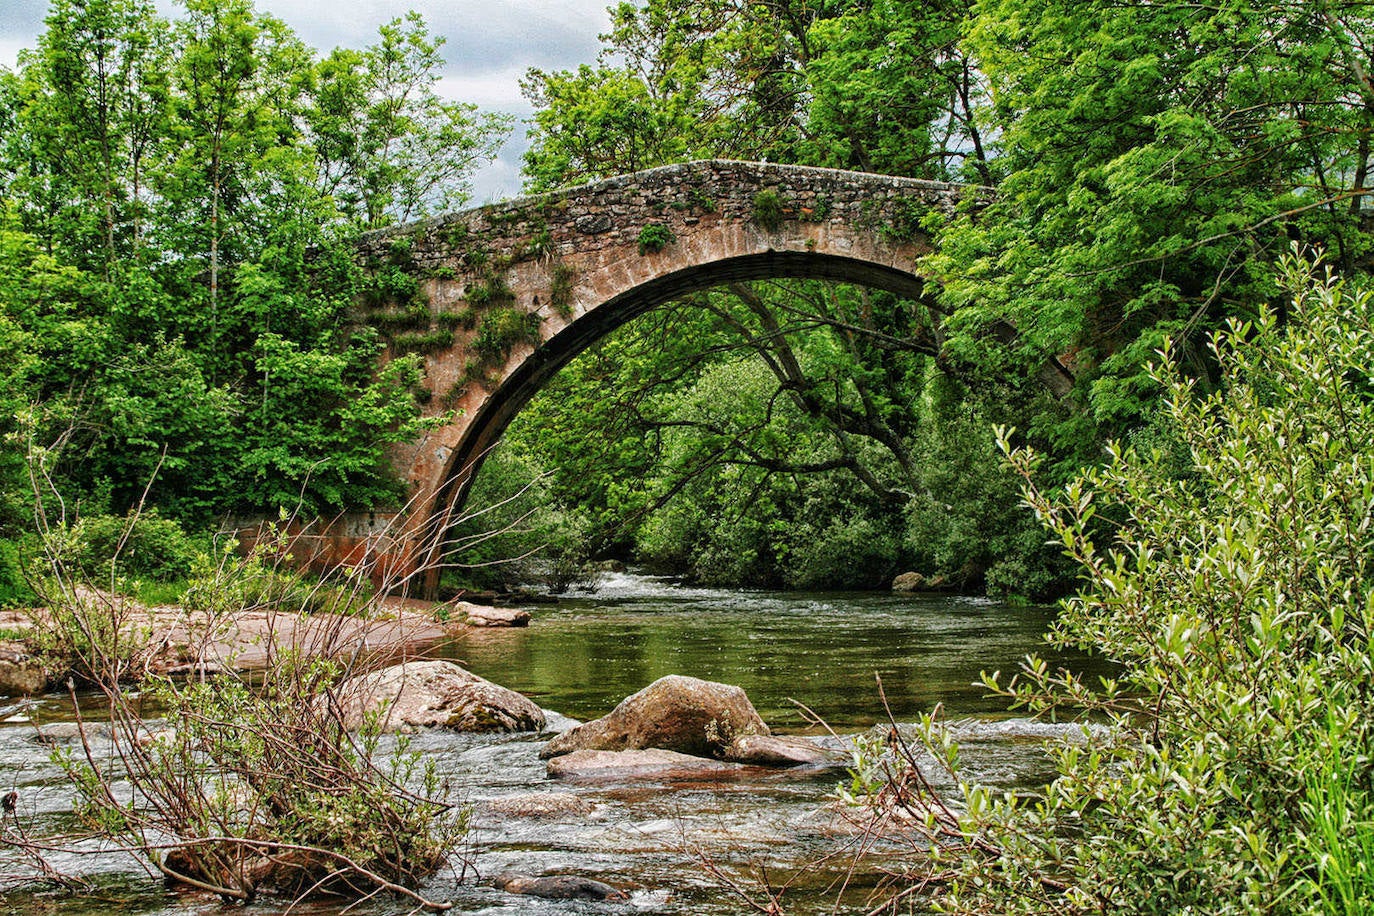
[0,572,1109,914]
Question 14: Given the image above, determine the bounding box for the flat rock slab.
[458,604,530,627]
[725,733,848,768]
[479,792,597,819]
[333,660,545,733]
[546,748,748,780]
[541,674,768,760]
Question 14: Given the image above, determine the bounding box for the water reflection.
[439,572,1091,729]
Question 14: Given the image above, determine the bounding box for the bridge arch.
[254,161,963,592]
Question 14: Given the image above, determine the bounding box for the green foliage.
[0,2,504,530]
[65,512,203,583]
[521,0,985,188]
[385,235,414,266]
[440,447,598,593]
[636,222,675,255]
[549,261,576,315]
[389,327,453,355]
[750,190,785,231]
[521,64,698,191]
[687,187,717,213]
[435,307,477,330]
[465,273,513,306]
[471,307,541,364]
[0,540,35,608]
[802,0,986,179]
[929,0,1374,440]
[877,197,928,243]
[912,254,1374,913]
[25,516,453,901]
[363,263,422,307]
[368,302,430,333]
[307,12,510,228]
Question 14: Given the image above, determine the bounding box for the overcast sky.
[0,0,614,201]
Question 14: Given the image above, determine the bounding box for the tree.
[866,252,1374,914]
[309,14,510,228]
[0,2,504,529]
[508,0,1065,593]
[928,0,1374,441]
[7,0,170,273]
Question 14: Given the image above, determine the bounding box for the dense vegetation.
[855,252,1374,914]
[0,0,508,603]
[3,1,1372,912]
[463,0,1373,597]
[0,0,1370,602]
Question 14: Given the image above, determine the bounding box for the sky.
[0,0,615,202]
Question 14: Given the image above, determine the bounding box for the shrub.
[854,251,1374,914]
[28,529,464,908]
[66,512,201,583]
[751,190,786,231]
[637,222,675,255]
[472,307,541,364]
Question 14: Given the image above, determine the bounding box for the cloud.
[0,5,46,34]
[254,0,608,74]
[0,39,27,71]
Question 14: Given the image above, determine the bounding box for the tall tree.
[309,14,510,228]
[930,0,1374,436]
[8,0,170,273]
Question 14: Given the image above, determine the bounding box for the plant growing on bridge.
[465,273,514,306]
[637,222,675,255]
[549,261,576,316]
[751,190,786,231]
[472,306,542,365]
[390,327,454,356]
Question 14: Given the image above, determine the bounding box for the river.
[0,572,1106,914]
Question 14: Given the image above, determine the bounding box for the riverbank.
[0,589,520,696]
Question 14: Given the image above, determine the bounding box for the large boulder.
[891,572,925,593]
[332,660,545,733]
[540,674,768,760]
[0,642,54,697]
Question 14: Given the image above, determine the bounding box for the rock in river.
[0,642,54,697]
[540,674,769,760]
[891,571,925,592]
[333,660,545,733]
[479,791,597,819]
[546,748,747,780]
[724,733,847,768]
[458,603,530,628]
[493,872,628,901]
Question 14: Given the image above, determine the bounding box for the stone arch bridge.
[240,160,964,594]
